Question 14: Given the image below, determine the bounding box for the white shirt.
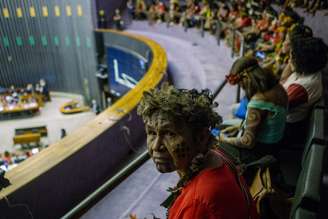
[283,72,322,123]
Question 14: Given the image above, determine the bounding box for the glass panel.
[86,37,91,48]
[42,6,48,17]
[66,5,72,16]
[76,36,80,47]
[54,5,60,17]
[16,37,23,46]
[65,36,70,46]
[54,36,60,46]
[16,8,23,18]
[77,5,83,16]
[3,37,9,48]
[30,7,36,17]
[41,36,47,46]
[29,36,35,46]
[3,8,10,18]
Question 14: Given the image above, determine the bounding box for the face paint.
[145,112,195,173]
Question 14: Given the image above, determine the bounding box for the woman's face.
[145,112,197,173]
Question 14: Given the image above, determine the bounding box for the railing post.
[201,17,205,38]
[231,28,235,58]
[213,79,227,97]
[184,19,188,32]
[216,20,221,46]
[236,84,241,103]
[165,13,170,28]
[236,30,245,57]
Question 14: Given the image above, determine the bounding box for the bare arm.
[219,108,266,149]
[280,61,293,83]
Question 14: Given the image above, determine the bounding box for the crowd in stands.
[131,1,328,218]
[129,0,328,154]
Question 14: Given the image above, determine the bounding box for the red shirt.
[168,165,259,219]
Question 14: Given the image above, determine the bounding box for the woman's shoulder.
[254,85,287,101]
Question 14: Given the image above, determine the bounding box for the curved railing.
[0,30,167,219]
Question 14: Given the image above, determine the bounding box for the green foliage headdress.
[137,83,222,129]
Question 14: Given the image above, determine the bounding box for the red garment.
[168,165,259,219]
[263,33,273,42]
[239,17,252,28]
[287,83,308,109]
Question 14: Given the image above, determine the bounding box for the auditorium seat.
[278,100,326,188]
[290,143,327,218]
[302,107,325,166]
[294,208,317,219]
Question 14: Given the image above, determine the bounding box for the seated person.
[234,11,252,31]
[155,1,166,22]
[169,1,180,24]
[3,151,12,165]
[26,84,34,94]
[135,0,147,19]
[137,84,259,219]
[113,9,124,30]
[280,24,313,82]
[147,4,157,25]
[278,7,303,29]
[282,37,328,143]
[218,57,288,164]
[39,78,50,101]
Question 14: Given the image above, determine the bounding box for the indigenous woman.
[218,57,288,164]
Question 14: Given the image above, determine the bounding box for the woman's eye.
[147,130,156,136]
[165,131,176,137]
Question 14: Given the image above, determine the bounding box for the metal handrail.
[200,16,205,38]
[61,150,150,219]
[213,79,227,98]
[215,20,221,46]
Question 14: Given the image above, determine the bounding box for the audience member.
[282,37,328,143]
[137,84,259,219]
[280,24,313,82]
[218,57,288,164]
[127,0,135,19]
[135,0,147,19]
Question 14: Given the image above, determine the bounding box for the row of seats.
[290,101,327,218]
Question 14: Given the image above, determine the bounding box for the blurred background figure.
[98,10,108,28]
[113,9,124,30]
[40,79,50,101]
[60,128,67,139]
[91,99,100,115]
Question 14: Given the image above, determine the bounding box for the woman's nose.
[153,135,165,151]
